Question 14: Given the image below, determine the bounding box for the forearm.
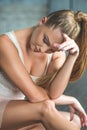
[8,66,49,102]
[49,55,78,99]
[52,94,75,106]
[23,84,49,103]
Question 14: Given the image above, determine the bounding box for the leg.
[1,100,80,130]
[41,100,80,130]
[19,111,81,130]
[18,123,46,130]
[60,111,81,129]
[1,100,43,130]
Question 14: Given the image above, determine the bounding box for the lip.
[34,48,39,52]
[34,49,39,52]
[34,46,41,52]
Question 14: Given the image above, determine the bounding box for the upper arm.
[0,35,28,81]
[0,35,34,93]
[0,35,48,102]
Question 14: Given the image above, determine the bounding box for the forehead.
[41,26,63,44]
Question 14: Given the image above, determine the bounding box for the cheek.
[31,29,39,43]
[40,46,49,53]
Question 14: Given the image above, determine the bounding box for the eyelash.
[43,34,50,46]
[43,35,49,46]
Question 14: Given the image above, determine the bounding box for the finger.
[62,44,76,51]
[69,106,75,121]
[59,44,78,54]
[86,121,87,126]
[81,113,87,123]
[70,48,78,54]
[79,113,87,127]
[53,43,60,48]
[82,114,87,127]
[63,33,71,41]
[83,115,87,125]
[58,39,75,50]
[58,41,71,50]
[70,111,74,121]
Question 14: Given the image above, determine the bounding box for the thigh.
[1,100,43,130]
[18,123,46,130]
[59,111,81,129]
[1,100,80,130]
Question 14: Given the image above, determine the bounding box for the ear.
[38,17,48,25]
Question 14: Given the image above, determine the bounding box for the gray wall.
[0,0,48,34]
[0,0,87,129]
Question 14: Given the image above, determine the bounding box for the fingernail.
[53,43,59,47]
[61,48,65,51]
[58,45,65,51]
[58,45,61,49]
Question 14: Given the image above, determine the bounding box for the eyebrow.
[43,34,51,46]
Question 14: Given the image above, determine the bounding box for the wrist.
[67,54,78,63]
[69,50,79,58]
[72,97,78,107]
[71,97,77,105]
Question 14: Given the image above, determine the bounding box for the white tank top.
[0,31,52,98]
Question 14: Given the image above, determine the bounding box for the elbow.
[48,85,66,100]
[25,96,38,103]
[48,86,64,100]
[49,95,60,100]
[49,91,61,100]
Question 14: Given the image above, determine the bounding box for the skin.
[0,17,87,130]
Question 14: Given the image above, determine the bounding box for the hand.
[58,34,79,57]
[69,98,87,127]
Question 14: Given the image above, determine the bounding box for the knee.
[72,114,81,129]
[40,100,56,118]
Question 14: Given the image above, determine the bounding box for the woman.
[0,9,87,130]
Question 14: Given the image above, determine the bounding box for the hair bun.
[75,11,87,22]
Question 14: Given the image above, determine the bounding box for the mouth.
[30,45,39,52]
[34,47,39,52]
[34,46,41,52]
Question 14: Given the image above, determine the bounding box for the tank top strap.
[5,31,24,64]
[47,53,53,65]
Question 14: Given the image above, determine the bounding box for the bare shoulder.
[0,34,18,54]
[0,34,18,67]
[0,34,10,43]
[0,34,13,47]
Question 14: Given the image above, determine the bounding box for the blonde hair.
[37,10,87,87]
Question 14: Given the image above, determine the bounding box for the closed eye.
[43,34,50,46]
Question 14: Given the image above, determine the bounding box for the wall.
[0,0,48,34]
